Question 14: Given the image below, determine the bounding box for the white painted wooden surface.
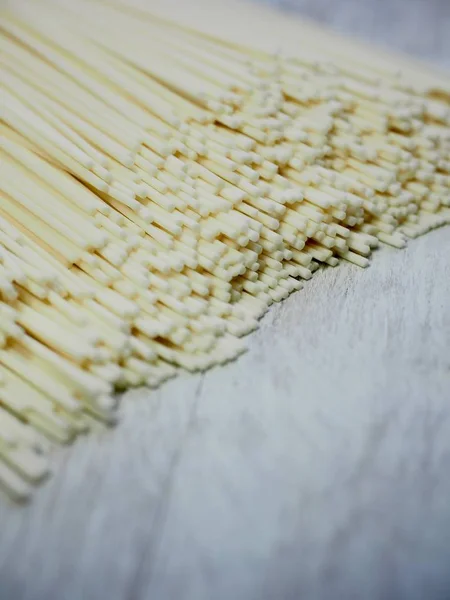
[1,2,450,599]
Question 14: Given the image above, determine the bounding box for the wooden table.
[1,2,450,599]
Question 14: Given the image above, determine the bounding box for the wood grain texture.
[1,2,450,600]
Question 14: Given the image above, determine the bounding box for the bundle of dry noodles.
[0,0,449,500]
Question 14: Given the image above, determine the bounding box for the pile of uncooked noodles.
[0,0,449,500]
